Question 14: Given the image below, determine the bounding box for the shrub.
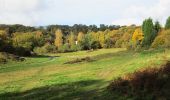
[103,38,113,48]
[64,56,93,64]
[34,43,56,54]
[108,61,170,100]
[34,47,48,54]
[0,53,7,64]
[91,41,101,49]
[115,39,123,48]
[70,44,79,52]
[152,29,170,48]
[58,43,70,53]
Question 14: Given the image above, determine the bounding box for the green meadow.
[0,48,169,100]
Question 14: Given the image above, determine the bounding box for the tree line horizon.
[0,16,170,56]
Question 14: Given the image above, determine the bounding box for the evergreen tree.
[152,21,161,44]
[142,18,154,47]
[154,21,161,34]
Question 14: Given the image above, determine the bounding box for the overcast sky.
[0,0,170,26]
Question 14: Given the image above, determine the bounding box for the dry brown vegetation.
[108,61,170,100]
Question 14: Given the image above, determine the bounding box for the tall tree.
[77,32,84,43]
[154,21,161,34]
[98,31,105,47]
[142,18,154,47]
[68,32,75,46]
[152,21,161,43]
[165,16,170,30]
[54,29,63,48]
[132,28,144,46]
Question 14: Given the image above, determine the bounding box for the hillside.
[0,48,169,99]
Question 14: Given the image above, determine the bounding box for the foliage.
[98,31,105,48]
[68,32,76,46]
[165,16,170,30]
[132,28,144,47]
[0,30,7,40]
[77,32,85,44]
[58,43,70,53]
[108,61,170,100]
[0,17,169,55]
[0,52,7,63]
[70,44,80,51]
[79,34,92,50]
[54,29,63,49]
[11,31,43,56]
[0,30,9,52]
[142,18,154,47]
[34,43,56,54]
[154,21,161,34]
[152,29,170,48]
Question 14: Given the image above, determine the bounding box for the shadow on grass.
[0,80,114,100]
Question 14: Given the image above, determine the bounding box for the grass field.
[0,48,170,100]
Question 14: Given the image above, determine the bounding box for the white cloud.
[0,0,170,26]
[0,0,45,25]
[0,0,41,12]
[113,0,170,26]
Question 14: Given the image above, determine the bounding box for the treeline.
[0,17,170,56]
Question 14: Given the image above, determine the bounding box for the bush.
[0,53,7,64]
[64,56,93,64]
[115,39,123,48]
[152,29,170,48]
[70,44,79,52]
[58,43,70,53]
[108,61,170,100]
[103,38,113,48]
[34,47,47,54]
[91,41,101,49]
[34,43,56,54]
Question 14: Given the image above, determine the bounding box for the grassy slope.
[0,48,169,100]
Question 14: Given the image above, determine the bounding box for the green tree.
[142,18,154,47]
[79,34,92,50]
[154,21,161,33]
[165,16,170,30]
[12,32,35,50]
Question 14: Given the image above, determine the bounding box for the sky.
[0,0,170,26]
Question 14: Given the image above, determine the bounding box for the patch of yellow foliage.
[132,28,144,45]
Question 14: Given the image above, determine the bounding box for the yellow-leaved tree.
[0,30,7,40]
[98,31,105,47]
[68,32,75,46]
[77,32,84,43]
[132,28,144,46]
[54,29,63,48]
